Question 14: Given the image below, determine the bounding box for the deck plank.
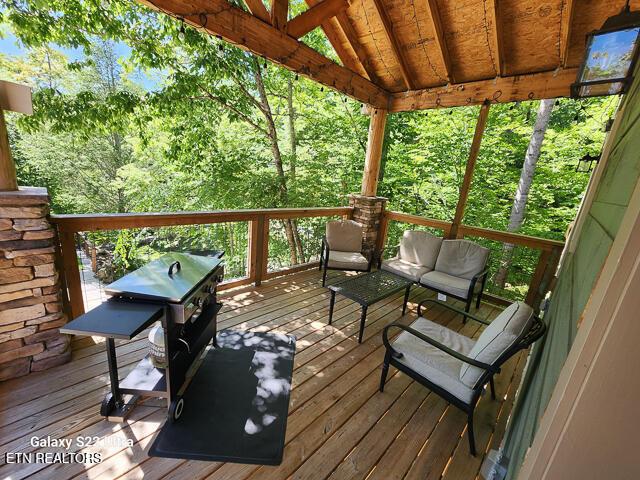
[0,270,523,480]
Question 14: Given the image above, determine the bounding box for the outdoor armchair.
[319,220,372,286]
[380,299,545,455]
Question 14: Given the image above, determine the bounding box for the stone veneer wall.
[348,194,387,258]
[0,187,69,381]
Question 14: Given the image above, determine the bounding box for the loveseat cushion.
[327,250,369,270]
[382,257,431,282]
[399,230,442,269]
[326,220,363,253]
[460,302,534,387]
[392,317,476,403]
[434,240,489,280]
[419,271,480,299]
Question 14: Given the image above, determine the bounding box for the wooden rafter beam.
[560,0,576,67]
[317,17,367,77]
[139,0,389,108]
[371,0,416,90]
[425,0,453,83]
[303,0,379,83]
[486,0,505,76]
[389,68,578,112]
[244,0,270,23]
[271,0,288,31]
[335,12,381,84]
[287,0,349,39]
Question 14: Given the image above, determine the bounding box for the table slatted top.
[328,270,413,306]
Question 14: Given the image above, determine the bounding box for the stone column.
[0,187,69,381]
[348,194,387,259]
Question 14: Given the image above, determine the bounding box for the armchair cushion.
[460,302,534,387]
[434,240,489,280]
[399,230,442,269]
[327,251,369,270]
[326,220,363,253]
[381,257,431,282]
[419,271,481,299]
[392,317,476,403]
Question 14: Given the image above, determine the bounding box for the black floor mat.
[148,330,296,465]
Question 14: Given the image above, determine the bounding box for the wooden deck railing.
[51,206,564,320]
[379,211,564,309]
[50,207,353,319]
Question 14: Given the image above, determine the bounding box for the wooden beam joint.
[287,0,350,39]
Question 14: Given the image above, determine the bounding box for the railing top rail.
[51,207,353,232]
[384,210,564,251]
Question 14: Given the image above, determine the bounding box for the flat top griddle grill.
[105,252,223,303]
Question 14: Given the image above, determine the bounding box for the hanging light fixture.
[571,2,640,98]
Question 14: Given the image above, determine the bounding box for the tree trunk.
[254,62,299,265]
[286,77,305,262]
[494,98,555,289]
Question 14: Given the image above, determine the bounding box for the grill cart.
[61,252,224,422]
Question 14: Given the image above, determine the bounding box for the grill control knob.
[193,297,203,307]
[203,284,216,294]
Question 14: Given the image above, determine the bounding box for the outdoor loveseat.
[380,299,546,455]
[381,231,489,320]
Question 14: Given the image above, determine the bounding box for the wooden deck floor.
[0,269,524,480]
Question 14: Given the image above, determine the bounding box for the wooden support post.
[526,245,562,311]
[248,215,269,286]
[59,230,85,319]
[0,110,18,191]
[0,80,33,191]
[449,101,491,238]
[361,108,388,197]
[376,210,390,260]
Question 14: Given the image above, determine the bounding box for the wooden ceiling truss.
[139,0,637,110]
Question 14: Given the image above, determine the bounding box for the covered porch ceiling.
[139,0,638,110]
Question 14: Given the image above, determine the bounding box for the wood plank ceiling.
[139,0,640,110]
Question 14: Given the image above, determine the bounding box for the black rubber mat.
[148,330,296,465]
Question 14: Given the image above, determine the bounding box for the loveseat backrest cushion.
[326,220,364,253]
[434,239,489,280]
[459,301,534,387]
[399,230,443,269]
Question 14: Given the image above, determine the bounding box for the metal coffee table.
[327,270,413,343]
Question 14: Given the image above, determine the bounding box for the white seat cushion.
[381,257,431,282]
[399,230,442,270]
[419,271,479,299]
[327,250,369,270]
[460,302,534,387]
[392,317,476,404]
[435,240,489,280]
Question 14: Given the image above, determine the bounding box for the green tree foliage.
[0,0,617,295]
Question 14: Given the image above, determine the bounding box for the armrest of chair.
[382,322,500,374]
[377,244,400,269]
[468,268,489,296]
[417,299,491,325]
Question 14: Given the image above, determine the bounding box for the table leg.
[358,306,368,344]
[328,291,336,325]
[402,284,411,315]
[106,338,123,408]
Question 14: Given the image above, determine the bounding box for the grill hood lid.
[105,252,223,303]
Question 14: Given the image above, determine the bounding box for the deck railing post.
[248,214,268,287]
[58,230,85,319]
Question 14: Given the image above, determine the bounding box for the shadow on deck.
[0,269,521,480]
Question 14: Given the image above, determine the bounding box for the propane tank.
[148,323,167,368]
